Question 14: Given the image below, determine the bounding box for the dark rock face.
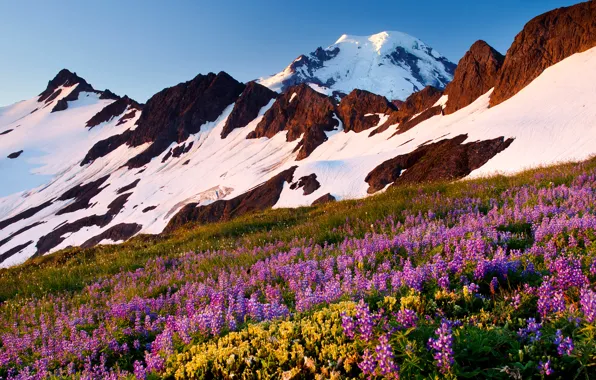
[490,1,596,106]
[142,205,157,213]
[80,130,134,166]
[116,110,138,126]
[444,41,504,114]
[38,69,124,113]
[0,200,54,230]
[82,71,243,167]
[7,150,23,159]
[38,69,94,103]
[371,86,443,136]
[390,106,443,137]
[56,175,110,216]
[0,221,44,248]
[247,84,338,160]
[116,179,140,194]
[311,193,336,206]
[290,173,320,195]
[0,241,32,264]
[35,192,132,255]
[164,167,297,232]
[221,81,277,138]
[365,134,514,193]
[0,129,13,136]
[86,96,142,129]
[171,141,194,158]
[336,89,397,133]
[80,223,142,248]
[125,71,245,168]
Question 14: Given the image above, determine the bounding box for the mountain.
[1,1,596,267]
[258,31,456,100]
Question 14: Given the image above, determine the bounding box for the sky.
[0,0,582,106]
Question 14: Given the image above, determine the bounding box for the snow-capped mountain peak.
[259,30,456,100]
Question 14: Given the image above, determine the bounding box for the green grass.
[0,158,594,303]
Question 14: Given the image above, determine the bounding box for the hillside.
[1,156,596,378]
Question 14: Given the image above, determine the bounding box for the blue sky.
[0,0,581,106]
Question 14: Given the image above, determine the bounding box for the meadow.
[2,158,596,379]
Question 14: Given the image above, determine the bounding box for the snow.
[258,31,455,100]
[2,46,596,267]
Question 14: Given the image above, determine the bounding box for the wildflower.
[358,349,376,376]
[395,309,417,329]
[554,330,574,356]
[375,334,399,378]
[538,359,554,376]
[518,318,542,343]
[428,319,454,374]
[580,287,596,323]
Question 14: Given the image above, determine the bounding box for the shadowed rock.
[290,174,321,195]
[247,84,338,160]
[371,86,443,136]
[490,1,596,106]
[81,223,142,248]
[312,193,336,206]
[56,175,110,216]
[164,167,297,232]
[221,81,277,138]
[35,193,132,255]
[0,200,53,230]
[86,96,142,128]
[365,134,514,193]
[125,71,245,168]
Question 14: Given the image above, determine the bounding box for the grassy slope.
[0,158,590,304]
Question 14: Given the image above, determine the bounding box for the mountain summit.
[258,31,456,100]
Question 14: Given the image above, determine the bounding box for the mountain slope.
[258,31,456,100]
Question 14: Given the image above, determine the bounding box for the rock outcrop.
[164,167,297,232]
[444,41,505,114]
[35,192,133,255]
[125,71,245,168]
[290,173,320,195]
[38,69,119,113]
[311,193,336,206]
[490,1,596,106]
[336,89,397,133]
[221,81,277,138]
[247,84,338,160]
[85,96,142,129]
[80,223,142,248]
[371,86,443,136]
[365,134,514,193]
[82,71,245,167]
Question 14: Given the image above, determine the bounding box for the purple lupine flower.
[355,299,375,342]
[538,359,554,376]
[375,334,399,378]
[428,320,454,374]
[341,312,357,339]
[518,318,542,343]
[358,349,376,376]
[554,329,574,356]
[580,287,596,323]
[395,309,417,329]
